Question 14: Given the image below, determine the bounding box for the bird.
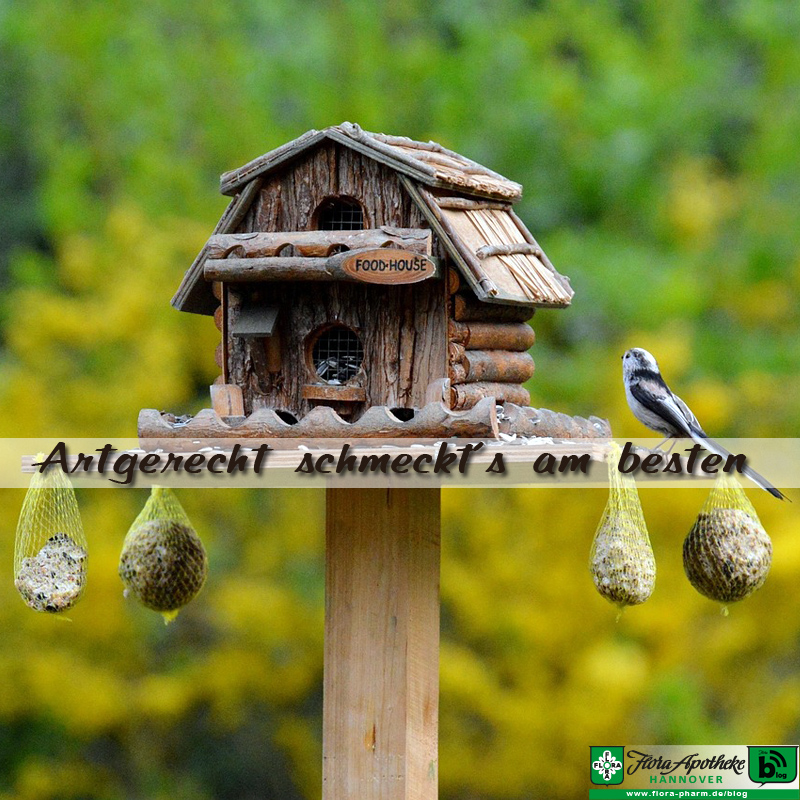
[622,347,787,500]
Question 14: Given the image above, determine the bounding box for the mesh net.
[683,472,772,605]
[14,455,88,613]
[119,487,208,622]
[312,326,364,383]
[590,442,656,608]
[317,198,364,230]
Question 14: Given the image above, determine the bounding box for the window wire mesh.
[313,327,364,383]
[317,198,364,231]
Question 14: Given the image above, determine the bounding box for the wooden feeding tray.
[138,400,610,446]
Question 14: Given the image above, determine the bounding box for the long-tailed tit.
[622,347,787,500]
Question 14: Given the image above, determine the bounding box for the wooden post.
[324,488,440,800]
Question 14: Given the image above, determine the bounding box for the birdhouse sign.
[340,248,437,284]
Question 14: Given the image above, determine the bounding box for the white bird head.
[622,347,660,378]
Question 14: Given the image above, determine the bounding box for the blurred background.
[0,0,799,797]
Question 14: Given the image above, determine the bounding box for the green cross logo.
[591,746,624,785]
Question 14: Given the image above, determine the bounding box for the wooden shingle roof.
[220,122,523,201]
[173,124,573,314]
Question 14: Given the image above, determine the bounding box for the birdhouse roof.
[219,122,523,201]
[172,124,573,314]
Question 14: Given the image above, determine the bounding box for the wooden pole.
[324,488,440,800]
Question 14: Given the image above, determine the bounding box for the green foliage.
[0,0,798,797]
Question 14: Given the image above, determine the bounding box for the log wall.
[448,287,536,410]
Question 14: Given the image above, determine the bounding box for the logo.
[748,746,798,785]
[591,746,624,785]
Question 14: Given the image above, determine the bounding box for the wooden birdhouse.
[141,122,608,442]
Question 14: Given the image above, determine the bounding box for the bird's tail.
[690,432,788,501]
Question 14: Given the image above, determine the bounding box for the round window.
[311,326,364,384]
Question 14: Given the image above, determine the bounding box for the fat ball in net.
[590,442,656,608]
[119,487,208,622]
[683,472,771,605]
[14,455,88,613]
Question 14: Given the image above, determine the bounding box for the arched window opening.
[315,197,364,231]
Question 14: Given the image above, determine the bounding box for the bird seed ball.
[590,518,656,607]
[119,520,208,612]
[15,532,88,613]
[683,508,771,604]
